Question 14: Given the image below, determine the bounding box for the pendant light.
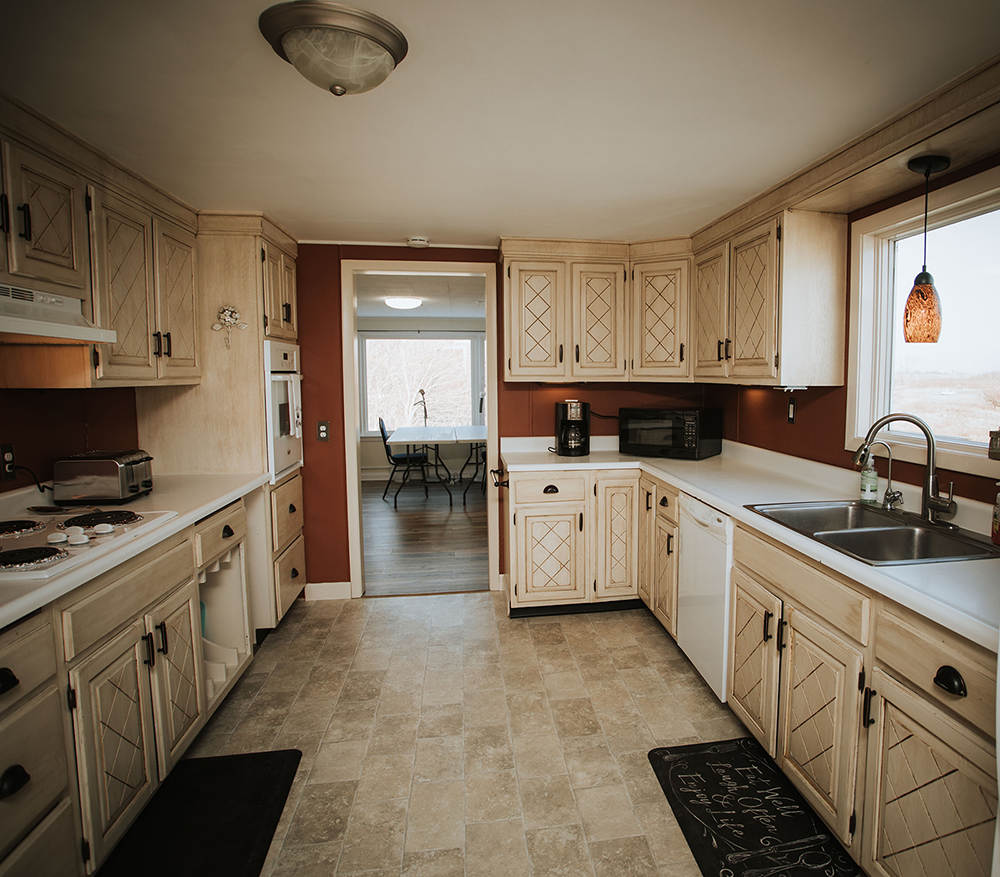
[902,154,950,343]
[259,1,407,96]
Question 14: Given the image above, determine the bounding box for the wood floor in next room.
[185,592,749,876]
[362,478,488,596]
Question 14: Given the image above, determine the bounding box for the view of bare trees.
[365,338,473,431]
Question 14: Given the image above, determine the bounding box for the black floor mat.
[648,737,860,876]
[96,749,301,877]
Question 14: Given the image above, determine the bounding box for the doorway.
[340,259,500,598]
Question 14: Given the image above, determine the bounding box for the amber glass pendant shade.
[903,270,942,342]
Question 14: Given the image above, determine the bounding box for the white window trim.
[846,163,1000,479]
[358,329,487,437]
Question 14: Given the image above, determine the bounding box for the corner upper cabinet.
[629,258,690,380]
[1,140,89,292]
[263,240,297,340]
[693,210,846,386]
[89,185,198,386]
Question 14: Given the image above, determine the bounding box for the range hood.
[0,285,117,344]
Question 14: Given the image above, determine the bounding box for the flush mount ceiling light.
[384,297,422,309]
[259,1,407,96]
[903,154,950,343]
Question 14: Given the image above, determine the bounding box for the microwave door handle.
[292,375,303,438]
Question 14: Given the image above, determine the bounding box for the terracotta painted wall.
[0,388,139,494]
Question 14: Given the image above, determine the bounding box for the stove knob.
[65,526,85,536]
[47,532,69,544]
[93,523,114,535]
[67,533,91,545]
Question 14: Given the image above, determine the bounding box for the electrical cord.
[590,411,619,420]
[13,465,53,494]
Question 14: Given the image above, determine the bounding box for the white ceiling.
[2,1,999,247]
[355,272,486,318]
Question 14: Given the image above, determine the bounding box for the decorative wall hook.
[211,305,248,348]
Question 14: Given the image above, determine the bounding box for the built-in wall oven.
[264,339,303,482]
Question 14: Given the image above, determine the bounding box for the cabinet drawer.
[513,474,587,505]
[876,606,996,738]
[270,475,303,554]
[0,688,69,860]
[194,500,247,568]
[274,534,306,621]
[653,480,679,523]
[0,797,77,877]
[734,527,870,645]
[61,538,193,662]
[0,617,55,718]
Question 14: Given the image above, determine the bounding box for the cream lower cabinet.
[514,504,587,605]
[651,514,678,637]
[271,472,306,620]
[636,478,655,607]
[594,473,638,600]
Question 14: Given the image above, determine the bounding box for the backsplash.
[0,388,139,494]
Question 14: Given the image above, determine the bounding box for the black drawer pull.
[863,687,876,728]
[283,302,292,323]
[142,632,155,668]
[0,667,19,694]
[724,338,731,360]
[288,503,297,513]
[153,331,162,357]
[291,567,300,579]
[542,485,559,494]
[0,764,31,799]
[776,619,787,651]
[933,665,967,697]
[659,496,669,507]
[222,524,235,538]
[579,513,583,532]
[717,339,723,361]
[156,621,169,656]
[164,331,172,357]
[645,491,651,511]
[666,533,674,555]
[762,610,773,642]
[16,203,31,241]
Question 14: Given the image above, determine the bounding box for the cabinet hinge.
[848,810,856,836]
[261,246,266,263]
[858,667,866,691]
[67,683,77,711]
[92,347,100,370]
[85,193,92,212]
[776,224,782,242]
[81,839,91,863]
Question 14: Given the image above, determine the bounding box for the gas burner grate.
[0,520,46,538]
[0,546,67,569]
[60,510,144,530]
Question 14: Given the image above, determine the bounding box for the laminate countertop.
[0,472,269,629]
[500,438,1000,652]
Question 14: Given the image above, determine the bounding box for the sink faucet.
[852,413,956,524]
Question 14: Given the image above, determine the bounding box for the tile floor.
[186,592,749,876]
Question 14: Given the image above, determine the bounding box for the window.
[360,331,486,436]
[847,164,1000,477]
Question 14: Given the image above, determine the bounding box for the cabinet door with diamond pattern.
[729,217,779,379]
[651,516,678,637]
[778,605,863,844]
[514,504,586,605]
[145,579,206,778]
[154,217,199,380]
[595,475,638,600]
[507,261,567,379]
[571,262,627,379]
[3,141,89,289]
[692,243,729,378]
[630,259,689,379]
[70,618,157,866]
[862,668,997,877]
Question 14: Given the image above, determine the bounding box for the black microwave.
[618,408,723,459]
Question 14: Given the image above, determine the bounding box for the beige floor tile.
[512,734,566,778]
[351,646,393,670]
[577,653,620,682]
[221,724,278,755]
[506,692,555,736]
[270,840,342,877]
[338,669,386,704]
[542,669,589,700]
[283,781,357,846]
[589,835,659,877]
[550,698,603,738]
[401,848,464,877]
[518,774,580,830]
[633,801,692,866]
[694,713,749,741]
[356,754,415,801]
[237,689,297,730]
[502,665,544,692]
[323,704,377,743]
[535,645,579,674]
[599,710,656,756]
[607,645,652,670]
[368,712,420,756]
[418,703,464,738]
[633,694,700,742]
[423,668,465,706]
[465,820,530,877]
[525,824,595,877]
[414,736,464,782]
[464,688,509,726]
[465,769,521,823]
[464,662,504,691]
[586,678,639,713]
[338,797,408,873]
[378,686,424,716]
[262,660,317,693]
[465,725,514,773]
[281,696,337,735]
[616,751,666,805]
[617,666,670,699]
[309,739,368,783]
[405,780,465,852]
[562,736,622,789]
[575,785,643,842]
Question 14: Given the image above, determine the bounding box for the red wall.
[0,388,139,495]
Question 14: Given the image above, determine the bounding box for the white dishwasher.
[677,493,734,702]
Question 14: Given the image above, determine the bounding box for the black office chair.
[379,417,429,508]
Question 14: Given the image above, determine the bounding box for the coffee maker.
[555,400,591,456]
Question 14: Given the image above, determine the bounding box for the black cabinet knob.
[933,665,967,697]
[289,503,297,514]
[291,567,299,579]
[0,667,20,695]
[0,764,30,799]
[542,485,559,494]
[222,525,235,538]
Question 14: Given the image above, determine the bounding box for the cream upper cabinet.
[507,260,566,378]
[630,259,690,379]
[90,186,198,386]
[594,472,638,600]
[263,240,297,340]
[571,263,627,379]
[1,140,89,292]
[693,210,846,386]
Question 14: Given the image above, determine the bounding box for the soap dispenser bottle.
[992,482,1000,546]
[860,458,879,503]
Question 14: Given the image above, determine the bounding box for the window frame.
[358,329,487,438]
[846,163,1000,478]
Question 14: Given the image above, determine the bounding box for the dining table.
[387,425,487,506]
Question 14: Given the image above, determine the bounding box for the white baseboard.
[303,581,353,600]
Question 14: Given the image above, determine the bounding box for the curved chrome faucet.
[852,413,956,524]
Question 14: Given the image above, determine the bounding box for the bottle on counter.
[992,482,1000,547]
[860,459,879,503]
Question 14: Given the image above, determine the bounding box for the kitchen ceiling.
[355,273,486,319]
[2,1,998,247]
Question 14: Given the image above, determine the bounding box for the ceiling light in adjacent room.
[384,297,422,309]
[903,154,950,343]
[259,1,407,96]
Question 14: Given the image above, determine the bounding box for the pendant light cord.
[922,168,930,272]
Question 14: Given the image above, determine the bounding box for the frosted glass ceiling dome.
[259,1,408,96]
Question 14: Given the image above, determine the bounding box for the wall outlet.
[316,421,330,442]
[1,444,15,481]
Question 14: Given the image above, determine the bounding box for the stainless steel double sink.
[745,500,1000,566]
